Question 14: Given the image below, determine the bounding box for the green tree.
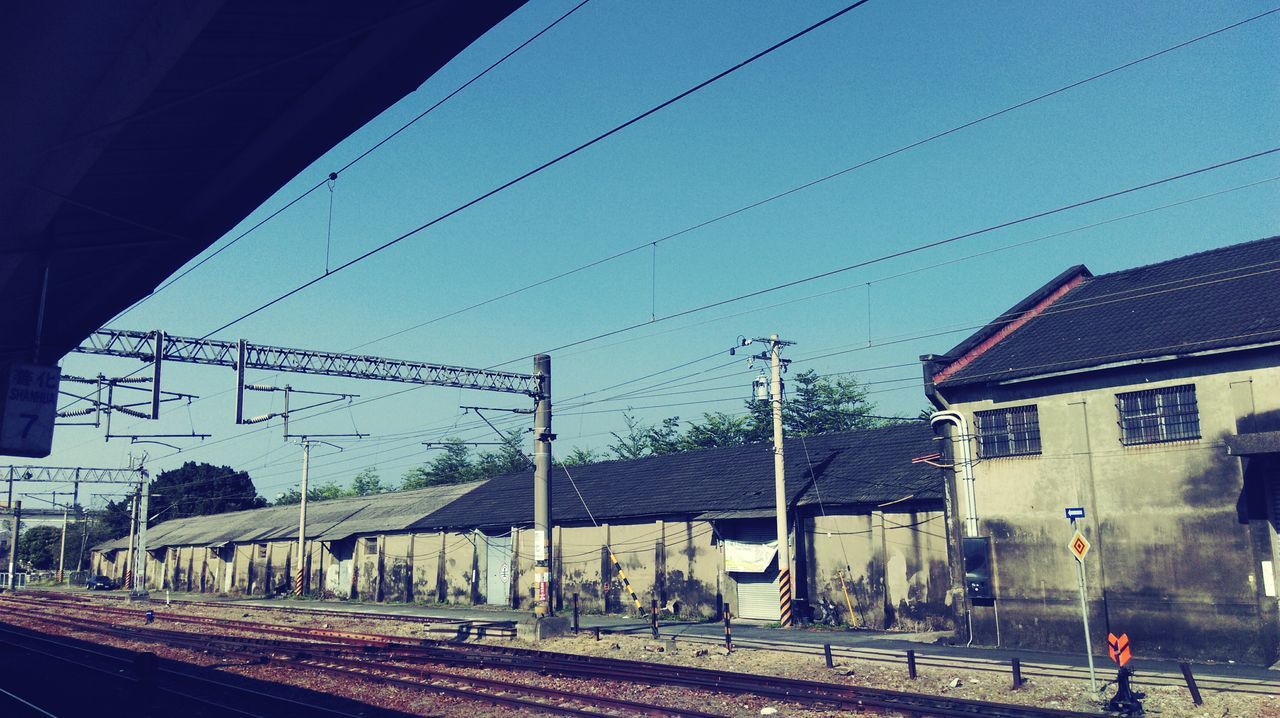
[607,413,651,460]
[350,468,388,496]
[147,461,265,522]
[17,525,61,570]
[680,411,750,450]
[745,370,880,440]
[560,446,603,466]
[402,439,481,489]
[474,432,531,478]
[273,480,346,506]
[607,413,684,460]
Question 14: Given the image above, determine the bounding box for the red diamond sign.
[1069,531,1091,562]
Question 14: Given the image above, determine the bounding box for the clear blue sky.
[25,0,1280,508]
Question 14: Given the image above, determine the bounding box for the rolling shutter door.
[728,521,781,621]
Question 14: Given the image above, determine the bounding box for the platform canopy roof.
[0,1,523,366]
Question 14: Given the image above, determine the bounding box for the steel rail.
[34,588,517,632]
[3,596,1099,718]
[0,603,710,718]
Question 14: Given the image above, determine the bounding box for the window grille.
[364,537,378,553]
[974,405,1041,458]
[1116,384,1199,445]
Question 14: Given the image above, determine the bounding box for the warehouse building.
[92,481,484,599]
[92,423,953,630]
[922,235,1280,663]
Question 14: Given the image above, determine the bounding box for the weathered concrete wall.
[801,510,950,630]
[942,349,1280,662]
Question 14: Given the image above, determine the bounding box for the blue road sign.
[1065,507,1086,520]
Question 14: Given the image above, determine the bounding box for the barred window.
[1116,385,1199,445]
[975,405,1041,458]
[364,537,378,553]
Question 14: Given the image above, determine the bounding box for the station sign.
[0,364,60,458]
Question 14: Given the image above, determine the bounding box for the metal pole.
[6,501,19,591]
[57,506,68,583]
[151,330,164,419]
[1073,518,1097,692]
[769,334,794,627]
[235,339,247,424]
[124,491,137,590]
[132,479,150,598]
[295,440,310,596]
[532,354,553,616]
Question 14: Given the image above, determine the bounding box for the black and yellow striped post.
[723,602,733,652]
[778,567,794,627]
[609,551,645,614]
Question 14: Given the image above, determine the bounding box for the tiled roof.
[935,236,1280,387]
[411,422,943,530]
[93,481,484,552]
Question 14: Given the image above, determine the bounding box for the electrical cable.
[345,7,1280,352]
[495,147,1280,365]
[200,1,877,338]
[107,0,594,324]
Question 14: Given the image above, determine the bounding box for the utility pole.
[131,478,150,600]
[124,491,137,591]
[295,439,311,596]
[57,503,69,584]
[767,334,795,628]
[5,501,18,591]
[532,354,554,616]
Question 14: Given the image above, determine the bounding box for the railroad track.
[2,594,1102,718]
[30,587,516,635]
[0,620,413,718]
[623,627,1280,698]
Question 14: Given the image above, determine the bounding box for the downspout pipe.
[930,411,978,537]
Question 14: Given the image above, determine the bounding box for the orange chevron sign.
[1107,632,1132,666]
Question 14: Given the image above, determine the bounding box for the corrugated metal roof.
[411,423,944,531]
[93,481,484,552]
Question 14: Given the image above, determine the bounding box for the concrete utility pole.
[768,334,795,628]
[295,439,311,596]
[57,504,69,584]
[131,479,150,599]
[5,501,19,591]
[532,354,554,616]
[124,491,137,590]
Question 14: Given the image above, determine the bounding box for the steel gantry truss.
[3,464,148,594]
[75,329,538,395]
[69,329,553,606]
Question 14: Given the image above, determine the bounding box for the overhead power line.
[501,147,1280,364]
[108,0,594,324]
[346,6,1280,351]
[200,1,876,338]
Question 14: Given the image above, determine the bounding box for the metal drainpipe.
[930,411,978,537]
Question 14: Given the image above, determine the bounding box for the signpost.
[0,364,60,458]
[1067,508,1097,692]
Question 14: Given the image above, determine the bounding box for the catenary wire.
[107,0,595,325]
[199,1,877,338]
[345,7,1280,351]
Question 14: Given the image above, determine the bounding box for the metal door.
[485,532,512,605]
[734,560,781,620]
